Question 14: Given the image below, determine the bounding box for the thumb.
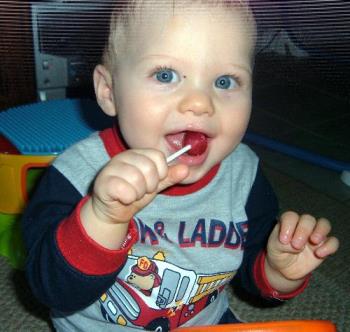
[131,164,189,215]
[157,164,190,193]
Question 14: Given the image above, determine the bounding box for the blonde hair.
[103,0,256,72]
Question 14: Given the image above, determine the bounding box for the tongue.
[183,131,208,156]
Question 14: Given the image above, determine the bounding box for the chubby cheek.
[117,104,165,149]
[218,105,251,154]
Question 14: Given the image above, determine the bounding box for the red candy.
[183,131,208,156]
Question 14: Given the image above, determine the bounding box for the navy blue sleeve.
[232,164,280,302]
[22,166,121,312]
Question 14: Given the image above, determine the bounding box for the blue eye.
[215,75,238,90]
[155,68,178,83]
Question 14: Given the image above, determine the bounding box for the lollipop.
[166,131,208,163]
[183,131,208,156]
[166,145,191,163]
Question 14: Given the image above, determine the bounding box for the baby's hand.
[91,149,189,224]
[266,211,339,281]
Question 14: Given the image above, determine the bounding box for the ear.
[93,65,117,116]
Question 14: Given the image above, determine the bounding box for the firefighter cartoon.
[127,256,162,296]
[99,251,236,330]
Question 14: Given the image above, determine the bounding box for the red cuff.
[253,250,311,300]
[56,196,138,276]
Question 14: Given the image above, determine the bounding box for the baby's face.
[113,5,254,184]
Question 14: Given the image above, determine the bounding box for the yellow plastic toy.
[0,136,56,268]
[0,152,55,214]
[0,98,109,268]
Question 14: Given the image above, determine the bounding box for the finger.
[279,211,300,245]
[121,149,168,181]
[157,164,190,193]
[102,175,139,205]
[102,158,153,201]
[131,153,165,193]
[310,217,332,245]
[113,162,149,200]
[314,236,340,259]
[291,214,317,250]
[268,222,301,255]
[112,150,166,194]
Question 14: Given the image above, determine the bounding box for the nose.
[178,90,214,116]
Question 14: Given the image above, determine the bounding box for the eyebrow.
[139,54,252,75]
[226,63,252,75]
[139,54,179,62]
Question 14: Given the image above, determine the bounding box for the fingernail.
[292,237,303,249]
[316,248,326,258]
[312,233,323,243]
[280,234,289,244]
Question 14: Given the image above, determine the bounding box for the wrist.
[264,256,306,294]
[253,250,311,300]
[57,197,138,275]
[89,195,129,225]
[81,197,130,249]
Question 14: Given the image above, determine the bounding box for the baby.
[23,1,339,331]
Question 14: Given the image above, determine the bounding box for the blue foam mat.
[0,99,113,155]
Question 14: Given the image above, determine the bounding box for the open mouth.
[165,130,209,156]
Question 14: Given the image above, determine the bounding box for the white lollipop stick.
[166,145,191,164]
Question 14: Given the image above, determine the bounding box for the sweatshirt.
[23,127,308,331]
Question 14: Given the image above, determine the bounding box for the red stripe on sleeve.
[56,196,138,276]
[253,250,311,300]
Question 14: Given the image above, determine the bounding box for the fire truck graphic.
[99,252,235,331]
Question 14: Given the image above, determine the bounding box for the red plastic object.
[0,135,20,154]
[172,320,337,332]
